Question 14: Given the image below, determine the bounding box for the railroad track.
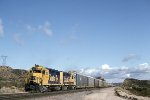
[0,88,100,100]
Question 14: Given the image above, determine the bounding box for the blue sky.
[0,0,150,82]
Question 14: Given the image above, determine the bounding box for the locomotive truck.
[25,64,107,92]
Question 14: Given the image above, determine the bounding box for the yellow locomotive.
[25,64,107,92]
[25,64,76,92]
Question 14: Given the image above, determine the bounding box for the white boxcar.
[94,79,99,87]
[102,80,107,87]
[88,77,95,87]
[76,74,88,88]
[99,79,103,87]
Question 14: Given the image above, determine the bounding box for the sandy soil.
[24,87,125,100]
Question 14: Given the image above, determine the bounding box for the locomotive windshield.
[33,70,41,73]
[31,67,42,73]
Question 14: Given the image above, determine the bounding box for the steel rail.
[0,88,102,100]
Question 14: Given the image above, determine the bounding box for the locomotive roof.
[46,68,70,74]
[46,68,60,72]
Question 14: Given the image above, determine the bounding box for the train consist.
[25,64,107,92]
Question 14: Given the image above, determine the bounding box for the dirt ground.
[24,87,125,100]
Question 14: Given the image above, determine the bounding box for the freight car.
[25,64,107,92]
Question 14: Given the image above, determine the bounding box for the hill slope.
[122,78,150,97]
[0,66,29,93]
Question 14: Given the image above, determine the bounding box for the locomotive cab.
[30,65,49,85]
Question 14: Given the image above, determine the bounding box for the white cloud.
[77,67,100,77]
[83,68,98,75]
[0,19,4,37]
[126,74,130,78]
[138,63,149,69]
[26,25,36,33]
[38,21,53,37]
[13,33,24,45]
[102,63,150,82]
[122,54,141,62]
[26,21,53,37]
[72,63,150,83]
[101,64,111,70]
[120,66,128,70]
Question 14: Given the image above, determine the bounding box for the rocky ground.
[23,87,125,100]
[115,87,150,100]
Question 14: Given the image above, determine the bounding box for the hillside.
[122,78,150,97]
[0,66,29,93]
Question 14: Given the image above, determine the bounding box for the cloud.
[26,21,53,37]
[71,63,150,83]
[60,24,78,46]
[26,25,36,33]
[126,74,130,78]
[13,33,24,45]
[122,54,141,62]
[38,21,53,37]
[101,64,111,70]
[0,18,4,37]
[104,63,150,82]
[138,63,150,71]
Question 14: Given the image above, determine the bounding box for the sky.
[0,0,150,82]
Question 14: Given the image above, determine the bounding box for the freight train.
[25,64,107,92]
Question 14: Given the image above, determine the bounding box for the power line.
[1,55,7,66]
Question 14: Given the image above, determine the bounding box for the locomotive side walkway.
[24,87,125,100]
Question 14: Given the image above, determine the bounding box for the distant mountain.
[112,83,123,86]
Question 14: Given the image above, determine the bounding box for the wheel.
[38,86,47,93]
[68,86,75,90]
[25,84,30,91]
[62,86,68,91]
[54,86,61,91]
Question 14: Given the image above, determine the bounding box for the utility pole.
[1,55,7,66]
